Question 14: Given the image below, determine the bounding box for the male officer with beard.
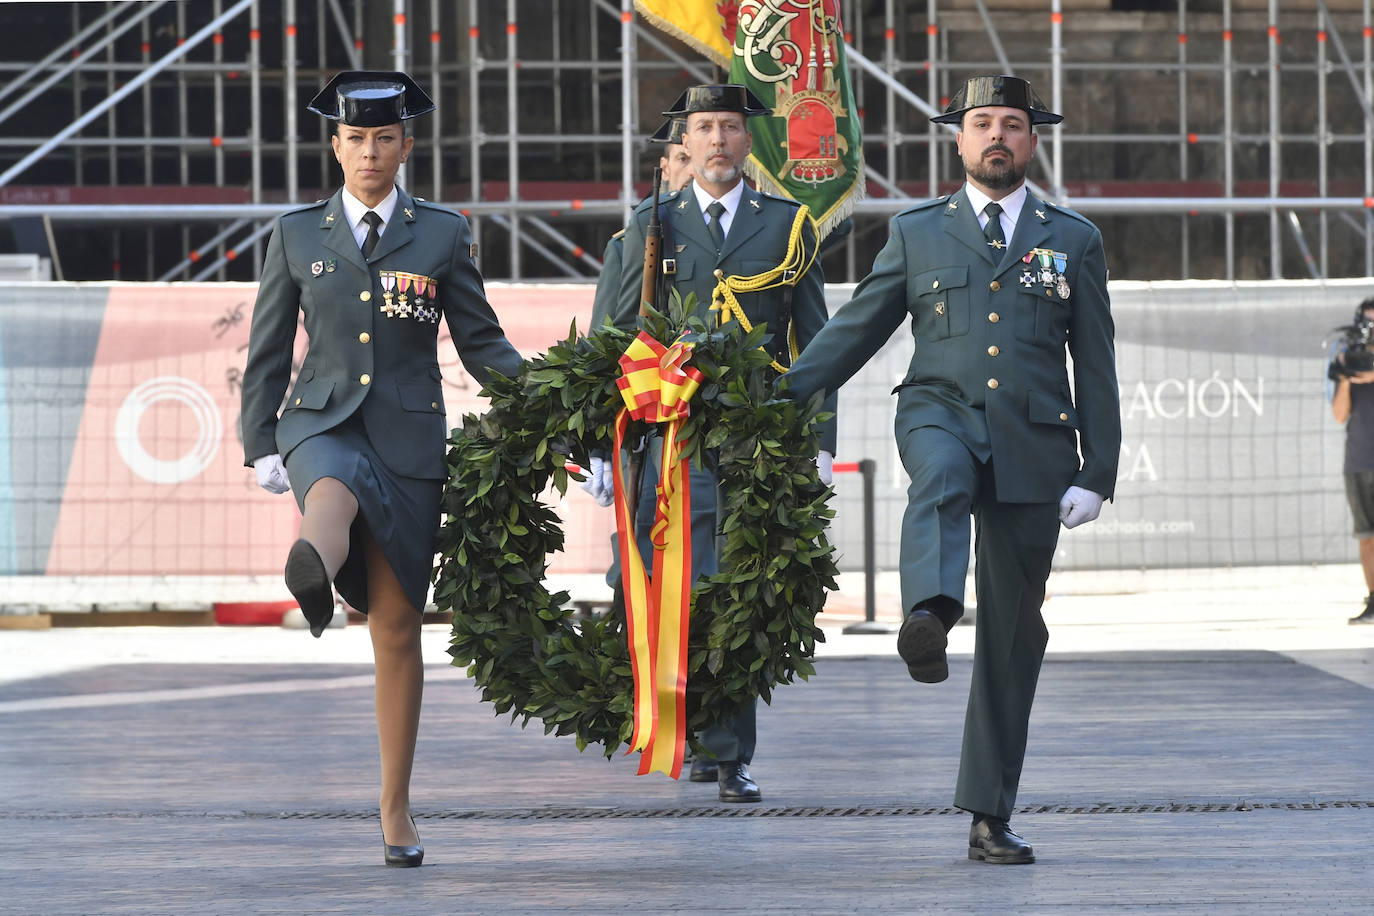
[611,84,835,803]
[783,75,1120,863]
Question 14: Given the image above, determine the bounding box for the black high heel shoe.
[284,539,333,638]
[381,815,424,868]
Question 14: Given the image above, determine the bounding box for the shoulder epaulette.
[610,228,626,241]
[1043,200,1097,228]
[894,196,949,218]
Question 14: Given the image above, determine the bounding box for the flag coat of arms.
[635,0,864,241]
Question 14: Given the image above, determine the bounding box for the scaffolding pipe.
[1319,5,1330,277]
[469,0,482,253]
[71,4,82,185]
[927,0,938,200]
[1223,0,1235,280]
[489,215,581,278]
[524,214,603,272]
[1178,0,1189,278]
[327,0,362,69]
[507,0,520,277]
[0,0,169,128]
[157,218,252,281]
[191,220,277,282]
[885,0,895,189]
[431,0,442,202]
[0,0,254,189]
[1050,0,1063,201]
[286,0,299,204]
[621,0,634,225]
[1268,0,1280,278]
[0,0,132,105]
[1366,0,1373,277]
[394,0,408,191]
[1285,211,1321,281]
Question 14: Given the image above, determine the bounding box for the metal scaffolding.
[0,0,1371,282]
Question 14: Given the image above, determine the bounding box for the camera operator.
[1329,296,1374,625]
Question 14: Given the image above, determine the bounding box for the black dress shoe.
[382,815,424,868]
[1350,601,1374,625]
[688,757,719,783]
[284,539,333,638]
[897,609,949,683]
[717,761,761,802]
[968,814,1035,865]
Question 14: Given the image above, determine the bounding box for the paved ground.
[2,566,1374,913]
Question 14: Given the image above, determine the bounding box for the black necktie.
[361,210,382,259]
[982,202,1005,251]
[706,201,726,250]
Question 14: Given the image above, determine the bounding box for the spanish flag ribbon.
[611,331,704,778]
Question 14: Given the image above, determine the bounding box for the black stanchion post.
[843,458,895,634]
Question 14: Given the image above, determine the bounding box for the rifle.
[639,167,663,316]
[627,167,664,532]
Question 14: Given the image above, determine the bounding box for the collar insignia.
[404,207,414,219]
[1035,209,1047,221]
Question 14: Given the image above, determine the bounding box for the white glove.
[1058,485,1104,529]
[817,450,834,486]
[253,454,291,494]
[579,456,615,508]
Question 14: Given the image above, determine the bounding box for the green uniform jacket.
[786,188,1120,501]
[588,230,624,333]
[241,186,522,480]
[614,181,836,453]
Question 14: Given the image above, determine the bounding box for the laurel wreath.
[432,302,838,756]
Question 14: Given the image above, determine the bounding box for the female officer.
[240,71,522,867]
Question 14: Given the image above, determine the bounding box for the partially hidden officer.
[783,75,1121,862]
[240,70,522,866]
[611,84,837,803]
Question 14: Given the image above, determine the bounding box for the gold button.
[933,279,940,289]
[1059,412,1069,421]
[359,332,370,344]
[988,345,999,357]
[360,290,372,302]
[360,374,370,386]
[988,312,1000,323]
[294,397,301,406]
[987,378,999,390]
[989,281,1000,292]
[431,401,439,410]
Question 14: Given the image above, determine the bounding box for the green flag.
[728,1,864,241]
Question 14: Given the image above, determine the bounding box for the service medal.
[1020,269,1035,288]
[1056,274,1071,299]
[1053,252,1067,274]
[311,260,323,277]
[380,271,396,317]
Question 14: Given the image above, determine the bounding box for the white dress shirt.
[341,186,399,251]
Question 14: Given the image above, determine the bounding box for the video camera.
[1328,298,1374,380]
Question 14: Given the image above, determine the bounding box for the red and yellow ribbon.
[612,331,704,778]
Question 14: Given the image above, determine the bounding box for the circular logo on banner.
[114,376,223,484]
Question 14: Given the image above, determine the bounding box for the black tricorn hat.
[662,84,771,118]
[650,117,688,145]
[307,70,435,126]
[930,75,1063,126]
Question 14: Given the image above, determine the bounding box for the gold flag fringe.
[743,155,866,244]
